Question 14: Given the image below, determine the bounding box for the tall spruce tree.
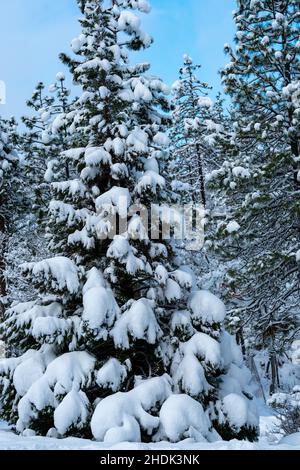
[0,117,19,312]
[0,0,258,443]
[4,77,74,307]
[209,0,300,394]
[170,55,226,208]
[170,56,231,288]
[22,76,73,224]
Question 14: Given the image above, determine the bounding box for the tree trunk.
[187,66,207,208]
[236,327,246,357]
[0,214,7,319]
[196,143,206,207]
[269,351,278,396]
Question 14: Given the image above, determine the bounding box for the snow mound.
[189,290,226,325]
[107,236,150,275]
[17,352,96,434]
[85,147,112,166]
[96,359,130,392]
[136,171,165,195]
[96,187,130,218]
[9,302,62,331]
[165,278,182,302]
[173,354,211,397]
[91,375,172,444]
[82,267,106,294]
[83,287,119,336]
[112,299,162,349]
[182,333,222,367]
[12,347,56,397]
[157,394,211,442]
[54,390,90,436]
[280,432,300,446]
[82,268,120,338]
[22,257,80,294]
[220,393,259,432]
[0,426,299,450]
[170,268,194,289]
[170,310,194,337]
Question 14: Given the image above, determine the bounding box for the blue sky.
[0,0,236,118]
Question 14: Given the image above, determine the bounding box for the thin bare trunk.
[0,214,7,319]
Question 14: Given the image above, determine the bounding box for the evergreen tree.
[170,56,231,289]
[4,76,74,307]
[22,75,73,224]
[209,0,300,394]
[0,0,258,443]
[170,55,226,207]
[0,116,19,313]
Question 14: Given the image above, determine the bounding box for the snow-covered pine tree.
[22,75,73,224]
[22,81,54,221]
[170,55,226,207]
[170,56,231,291]
[3,84,55,307]
[0,0,258,443]
[4,76,74,307]
[0,116,19,312]
[209,0,300,394]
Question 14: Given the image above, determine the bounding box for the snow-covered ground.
[0,403,299,450]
